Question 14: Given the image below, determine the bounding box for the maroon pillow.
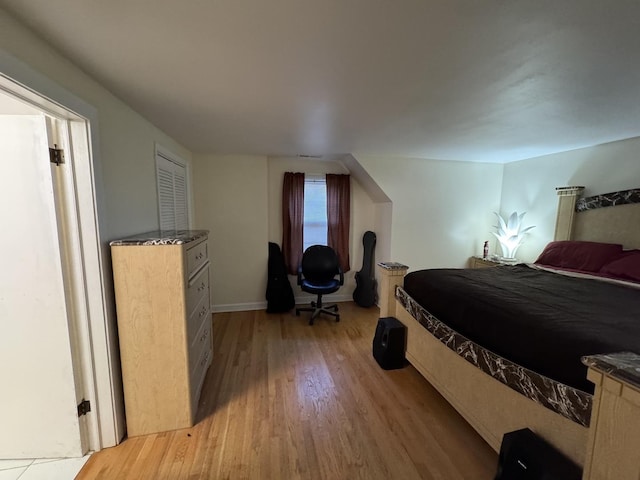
[534,241,623,272]
[599,251,640,282]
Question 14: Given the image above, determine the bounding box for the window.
[303,176,327,251]
[156,147,189,231]
[282,171,350,274]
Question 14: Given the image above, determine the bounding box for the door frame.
[0,52,123,449]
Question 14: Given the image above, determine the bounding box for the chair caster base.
[296,303,340,325]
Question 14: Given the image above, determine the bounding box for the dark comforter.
[403,264,640,393]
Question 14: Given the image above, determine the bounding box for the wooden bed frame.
[378,186,640,479]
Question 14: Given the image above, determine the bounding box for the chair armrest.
[297,265,303,286]
[338,266,344,286]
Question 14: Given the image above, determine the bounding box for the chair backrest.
[301,245,340,284]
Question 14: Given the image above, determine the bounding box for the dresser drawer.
[187,291,210,346]
[187,239,208,277]
[189,317,212,374]
[186,263,209,317]
[190,346,212,414]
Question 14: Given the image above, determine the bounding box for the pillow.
[599,251,640,282]
[534,241,623,272]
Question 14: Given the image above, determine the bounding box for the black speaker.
[372,317,406,370]
[494,428,581,480]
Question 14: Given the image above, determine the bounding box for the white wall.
[192,154,269,311]
[355,155,504,270]
[374,202,393,264]
[501,137,640,261]
[340,154,393,289]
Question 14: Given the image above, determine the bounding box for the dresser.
[110,230,212,436]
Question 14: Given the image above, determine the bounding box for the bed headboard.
[554,187,640,249]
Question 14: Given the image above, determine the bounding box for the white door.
[0,113,87,458]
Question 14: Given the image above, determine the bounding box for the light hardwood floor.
[77,303,497,479]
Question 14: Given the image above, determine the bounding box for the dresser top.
[582,352,640,391]
[377,262,409,271]
[110,230,209,246]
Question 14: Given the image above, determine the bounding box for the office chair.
[295,245,344,325]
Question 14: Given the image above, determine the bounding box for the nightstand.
[469,256,510,268]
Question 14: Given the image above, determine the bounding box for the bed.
[378,186,640,478]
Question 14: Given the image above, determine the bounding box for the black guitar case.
[266,242,295,313]
[353,231,378,307]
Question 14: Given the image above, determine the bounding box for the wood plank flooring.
[77,303,497,479]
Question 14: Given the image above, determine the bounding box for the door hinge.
[49,144,65,166]
[77,399,91,417]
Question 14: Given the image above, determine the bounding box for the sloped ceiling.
[3,0,640,162]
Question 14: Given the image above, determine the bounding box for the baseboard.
[211,302,267,313]
[211,294,353,313]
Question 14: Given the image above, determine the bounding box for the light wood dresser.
[110,230,212,437]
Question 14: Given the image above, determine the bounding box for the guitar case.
[353,231,378,307]
[266,242,295,313]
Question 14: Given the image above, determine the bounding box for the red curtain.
[282,172,305,274]
[326,174,351,272]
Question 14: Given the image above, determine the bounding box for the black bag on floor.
[494,428,581,480]
[266,242,295,313]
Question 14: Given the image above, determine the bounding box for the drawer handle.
[199,306,207,318]
[200,350,210,367]
[195,252,204,260]
[200,329,209,343]
[198,282,206,292]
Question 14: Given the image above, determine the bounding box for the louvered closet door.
[156,153,189,230]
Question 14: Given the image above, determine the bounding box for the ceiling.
[3,0,640,163]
